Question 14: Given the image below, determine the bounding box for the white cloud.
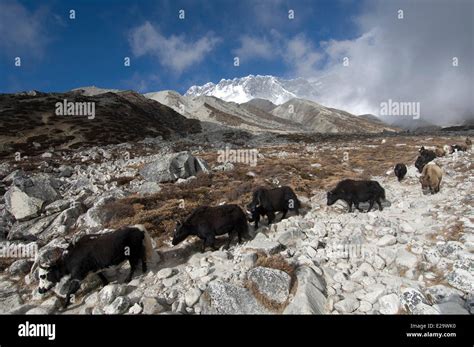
[129,21,220,75]
[232,35,275,61]
[284,34,323,77]
[303,0,474,125]
[0,1,51,56]
[234,0,473,125]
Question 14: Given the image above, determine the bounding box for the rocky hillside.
[272,98,399,134]
[145,91,304,133]
[0,91,201,158]
[0,132,472,315]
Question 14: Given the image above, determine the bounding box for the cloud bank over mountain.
[232,0,473,125]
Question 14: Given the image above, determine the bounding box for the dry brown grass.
[91,134,470,248]
[245,254,298,312]
[442,222,465,241]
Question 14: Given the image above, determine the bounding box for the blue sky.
[1,0,472,124]
[0,0,364,94]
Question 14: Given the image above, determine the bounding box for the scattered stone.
[378,294,400,314]
[99,284,126,306]
[245,233,283,255]
[334,296,359,313]
[395,249,418,268]
[377,235,397,247]
[185,288,202,307]
[104,296,130,314]
[156,268,175,279]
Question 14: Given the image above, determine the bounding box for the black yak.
[415,148,436,173]
[36,225,154,308]
[246,186,300,228]
[172,204,248,252]
[394,163,407,182]
[327,179,386,213]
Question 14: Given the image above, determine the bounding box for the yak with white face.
[35,225,154,308]
[38,265,62,294]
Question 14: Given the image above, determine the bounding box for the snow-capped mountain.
[185,75,323,105]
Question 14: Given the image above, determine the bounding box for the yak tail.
[134,224,155,264]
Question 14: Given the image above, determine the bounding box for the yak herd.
[36,138,471,308]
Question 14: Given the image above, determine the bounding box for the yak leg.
[280,209,288,220]
[376,198,383,211]
[367,200,374,212]
[126,258,140,282]
[63,279,81,309]
[354,201,363,212]
[347,201,353,213]
[98,272,109,285]
[254,214,260,229]
[225,231,235,249]
[202,235,216,253]
[267,211,276,224]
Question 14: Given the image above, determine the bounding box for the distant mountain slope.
[271,99,398,133]
[145,91,304,133]
[241,98,278,113]
[0,91,201,156]
[377,115,440,131]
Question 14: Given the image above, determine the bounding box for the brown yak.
[420,163,443,194]
[435,147,446,157]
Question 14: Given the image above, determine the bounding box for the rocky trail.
[0,134,472,315]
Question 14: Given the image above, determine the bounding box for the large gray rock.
[284,266,327,314]
[77,190,125,230]
[446,268,474,293]
[201,280,270,314]
[247,266,291,305]
[40,204,83,241]
[0,279,22,313]
[140,152,210,183]
[8,213,59,241]
[400,287,429,313]
[8,259,32,276]
[4,174,61,221]
[245,233,283,255]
